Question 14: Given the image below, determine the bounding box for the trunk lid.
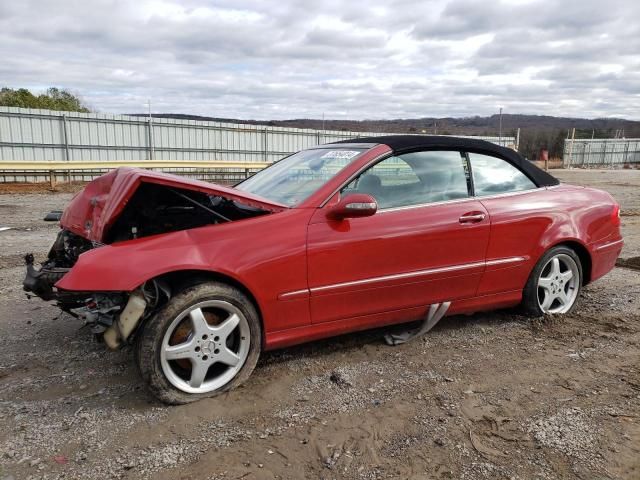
[60,167,287,242]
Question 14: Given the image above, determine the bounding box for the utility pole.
[499,107,503,145]
[147,99,154,160]
[566,127,576,168]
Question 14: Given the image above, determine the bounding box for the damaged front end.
[23,167,286,349]
[23,228,167,349]
[69,287,156,349]
[24,229,96,307]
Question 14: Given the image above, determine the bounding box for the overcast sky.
[1,0,638,120]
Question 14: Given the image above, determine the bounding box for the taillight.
[612,204,621,227]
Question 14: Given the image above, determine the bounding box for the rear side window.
[469,153,536,196]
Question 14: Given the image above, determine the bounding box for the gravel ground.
[0,169,639,480]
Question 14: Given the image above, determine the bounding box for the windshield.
[235,147,366,206]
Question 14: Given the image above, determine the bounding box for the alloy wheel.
[160,300,250,394]
[537,253,580,314]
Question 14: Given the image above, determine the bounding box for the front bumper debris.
[23,253,71,301]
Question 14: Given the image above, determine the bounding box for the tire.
[135,281,262,404]
[521,245,583,317]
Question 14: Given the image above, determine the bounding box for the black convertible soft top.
[332,135,559,187]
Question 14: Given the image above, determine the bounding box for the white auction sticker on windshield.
[320,150,360,160]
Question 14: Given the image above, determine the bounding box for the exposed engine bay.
[106,183,269,243]
[23,178,273,349]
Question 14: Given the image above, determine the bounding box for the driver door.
[306,150,490,325]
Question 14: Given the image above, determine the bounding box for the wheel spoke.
[213,313,240,340]
[189,362,209,388]
[538,277,553,289]
[189,308,212,336]
[540,291,555,311]
[216,346,241,367]
[556,289,569,306]
[550,257,561,276]
[165,340,195,361]
[560,270,573,282]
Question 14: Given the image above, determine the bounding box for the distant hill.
[128,113,640,160]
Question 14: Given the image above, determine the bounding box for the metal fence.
[0,106,515,182]
[563,138,640,167]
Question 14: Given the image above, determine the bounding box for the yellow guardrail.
[0,160,272,171]
[0,160,415,187]
[0,160,418,172]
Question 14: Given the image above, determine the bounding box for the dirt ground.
[0,169,638,480]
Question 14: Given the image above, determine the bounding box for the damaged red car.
[24,136,623,404]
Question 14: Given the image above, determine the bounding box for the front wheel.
[521,246,583,316]
[135,282,262,404]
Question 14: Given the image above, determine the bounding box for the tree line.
[0,87,90,112]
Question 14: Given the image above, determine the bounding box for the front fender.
[56,228,247,293]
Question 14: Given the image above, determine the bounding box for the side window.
[343,150,470,209]
[469,153,536,196]
[371,157,420,187]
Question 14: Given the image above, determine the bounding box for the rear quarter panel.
[477,185,620,295]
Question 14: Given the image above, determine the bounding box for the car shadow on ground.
[256,308,528,370]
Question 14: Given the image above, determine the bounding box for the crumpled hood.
[60,167,286,242]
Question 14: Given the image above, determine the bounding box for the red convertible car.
[24,136,623,403]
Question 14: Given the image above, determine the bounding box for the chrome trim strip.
[279,256,527,298]
[376,189,544,214]
[473,187,542,201]
[595,239,624,252]
[373,188,546,214]
[486,256,527,266]
[377,196,473,213]
[278,289,309,300]
[306,143,379,150]
[310,261,483,293]
[303,256,526,295]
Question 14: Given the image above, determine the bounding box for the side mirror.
[328,193,378,220]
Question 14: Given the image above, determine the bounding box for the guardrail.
[0,160,271,170]
[0,160,271,188]
[0,159,430,187]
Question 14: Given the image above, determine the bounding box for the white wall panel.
[0,106,516,181]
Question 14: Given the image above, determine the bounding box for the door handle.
[459,212,486,223]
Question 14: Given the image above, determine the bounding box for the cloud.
[0,0,638,119]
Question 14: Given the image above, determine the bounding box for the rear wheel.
[136,282,261,404]
[521,246,583,316]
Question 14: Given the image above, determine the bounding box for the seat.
[357,174,384,203]
[424,170,451,202]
